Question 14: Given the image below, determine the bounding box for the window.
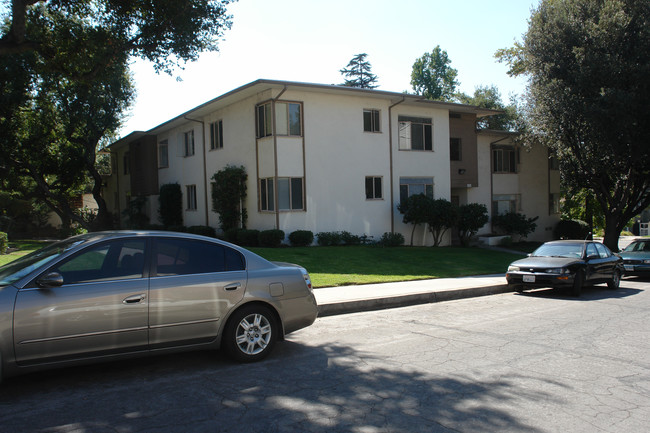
[123,152,130,175]
[186,185,197,211]
[256,102,273,138]
[210,120,223,150]
[492,194,520,215]
[260,177,304,211]
[53,240,146,284]
[398,116,433,151]
[399,177,434,204]
[549,193,560,214]
[549,153,560,170]
[365,176,383,199]
[493,146,517,173]
[594,243,610,259]
[276,102,302,136]
[158,140,168,168]
[154,238,245,276]
[183,130,195,156]
[363,109,380,132]
[450,138,462,161]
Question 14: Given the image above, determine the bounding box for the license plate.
[624,265,634,271]
[523,275,535,283]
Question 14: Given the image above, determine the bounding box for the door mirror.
[37,272,64,288]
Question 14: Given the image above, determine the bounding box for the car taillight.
[300,268,313,292]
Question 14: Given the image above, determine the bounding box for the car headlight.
[644,260,650,264]
[507,265,520,272]
[546,268,568,274]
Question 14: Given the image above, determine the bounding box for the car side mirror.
[586,254,599,260]
[37,272,64,288]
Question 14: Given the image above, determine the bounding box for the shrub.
[236,229,260,247]
[378,232,404,247]
[289,230,314,247]
[159,183,183,228]
[259,229,285,247]
[493,212,538,240]
[554,219,590,240]
[457,203,489,247]
[316,231,342,246]
[167,225,187,233]
[211,165,247,232]
[0,231,7,254]
[186,225,217,238]
[340,231,362,246]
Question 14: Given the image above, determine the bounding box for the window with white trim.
[399,177,434,204]
[398,116,433,151]
[365,176,383,199]
[210,120,223,150]
[183,130,195,157]
[186,185,197,211]
[363,109,380,132]
[256,102,273,138]
[276,102,302,136]
[492,146,517,173]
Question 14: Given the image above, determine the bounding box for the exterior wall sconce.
[458,169,466,175]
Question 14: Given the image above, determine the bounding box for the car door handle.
[224,283,241,291]
[123,294,146,304]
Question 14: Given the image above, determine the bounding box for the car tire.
[572,271,584,297]
[514,285,525,293]
[607,270,621,290]
[223,305,278,363]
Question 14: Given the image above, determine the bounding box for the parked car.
[0,231,318,382]
[506,240,624,296]
[619,239,650,277]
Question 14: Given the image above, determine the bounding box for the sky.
[121,0,540,136]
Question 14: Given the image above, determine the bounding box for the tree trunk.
[602,215,624,252]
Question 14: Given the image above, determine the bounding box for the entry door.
[148,238,246,348]
[13,239,149,365]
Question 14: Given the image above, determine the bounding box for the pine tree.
[340,53,378,89]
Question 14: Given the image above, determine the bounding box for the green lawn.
[250,246,523,287]
[1,241,523,288]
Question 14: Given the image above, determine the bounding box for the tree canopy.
[410,46,459,101]
[457,85,520,131]
[496,0,650,250]
[0,1,235,233]
[340,53,378,89]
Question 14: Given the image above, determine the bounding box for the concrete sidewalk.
[314,274,510,317]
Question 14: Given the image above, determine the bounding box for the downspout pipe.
[388,97,405,233]
[271,86,288,230]
[184,116,209,226]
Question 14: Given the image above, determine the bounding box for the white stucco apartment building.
[105,80,560,246]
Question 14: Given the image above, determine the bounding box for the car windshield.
[0,238,87,287]
[532,243,583,258]
[623,241,650,252]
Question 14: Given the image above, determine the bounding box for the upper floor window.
[450,138,462,161]
[398,116,432,151]
[549,193,560,215]
[493,146,517,173]
[365,176,383,200]
[158,140,169,168]
[186,185,197,211]
[183,130,195,157]
[363,109,380,132]
[123,152,130,175]
[210,120,223,150]
[276,102,302,136]
[399,177,434,205]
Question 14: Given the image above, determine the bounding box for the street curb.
[317,284,513,317]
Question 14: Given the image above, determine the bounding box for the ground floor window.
[260,177,304,211]
[492,194,520,215]
[186,185,197,211]
[365,176,383,200]
[399,177,434,204]
[549,193,560,214]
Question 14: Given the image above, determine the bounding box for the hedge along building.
[104,79,560,246]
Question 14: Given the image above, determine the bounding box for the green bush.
[289,230,314,247]
[378,232,405,247]
[237,229,260,247]
[0,231,8,254]
[457,203,489,247]
[187,225,217,238]
[340,231,362,246]
[493,212,538,240]
[159,183,183,228]
[554,219,590,240]
[259,229,285,247]
[316,231,343,246]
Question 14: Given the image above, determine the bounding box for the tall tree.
[0,1,235,231]
[410,45,459,101]
[457,85,520,131]
[340,53,378,89]
[495,0,650,251]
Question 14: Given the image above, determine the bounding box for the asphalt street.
[0,278,648,432]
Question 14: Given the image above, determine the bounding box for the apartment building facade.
[105,80,560,245]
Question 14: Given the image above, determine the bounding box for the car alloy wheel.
[607,270,621,290]
[224,305,277,362]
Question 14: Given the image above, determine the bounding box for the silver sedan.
[0,231,318,382]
